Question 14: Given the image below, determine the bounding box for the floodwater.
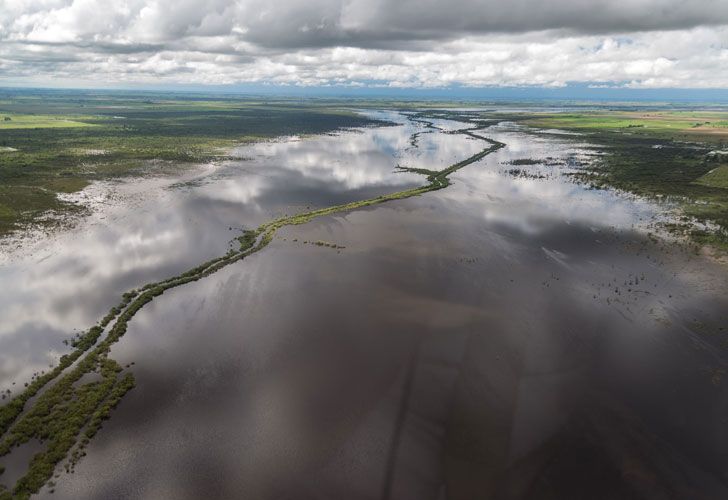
[2,111,728,499]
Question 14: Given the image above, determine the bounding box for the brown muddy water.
[2,111,728,499]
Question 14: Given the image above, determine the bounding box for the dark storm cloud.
[238,0,728,48]
[361,0,728,34]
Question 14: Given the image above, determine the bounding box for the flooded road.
[2,111,728,499]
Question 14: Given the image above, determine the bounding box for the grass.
[0,111,503,497]
[694,165,728,189]
[0,114,96,130]
[526,111,728,141]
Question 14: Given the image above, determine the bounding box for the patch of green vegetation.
[508,158,541,166]
[525,111,728,141]
[0,204,14,219]
[311,240,345,249]
[3,358,133,497]
[0,114,96,130]
[694,164,728,189]
[0,112,503,497]
[506,168,547,180]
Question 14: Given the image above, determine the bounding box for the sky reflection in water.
[2,111,727,499]
[0,112,456,386]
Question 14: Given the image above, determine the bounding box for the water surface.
[2,111,728,499]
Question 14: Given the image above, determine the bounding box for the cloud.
[340,0,728,38]
[1,0,727,88]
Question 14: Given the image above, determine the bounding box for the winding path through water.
[0,113,505,498]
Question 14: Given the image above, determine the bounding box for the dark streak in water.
[382,342,420,500]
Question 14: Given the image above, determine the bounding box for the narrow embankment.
[0,114,505,499]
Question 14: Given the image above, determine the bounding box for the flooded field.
[2,111,728,499]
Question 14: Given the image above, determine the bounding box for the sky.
[1,0,728,94]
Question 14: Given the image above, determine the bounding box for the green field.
[0,114,96,130]
[526,111,728,141]
[0,90,386,236]
[695,164,728,189]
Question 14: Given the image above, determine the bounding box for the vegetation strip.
[0,114,503,498]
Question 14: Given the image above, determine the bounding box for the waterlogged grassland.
[0,90,389,236]
[521,111,728,249]
[0,112,503,498]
